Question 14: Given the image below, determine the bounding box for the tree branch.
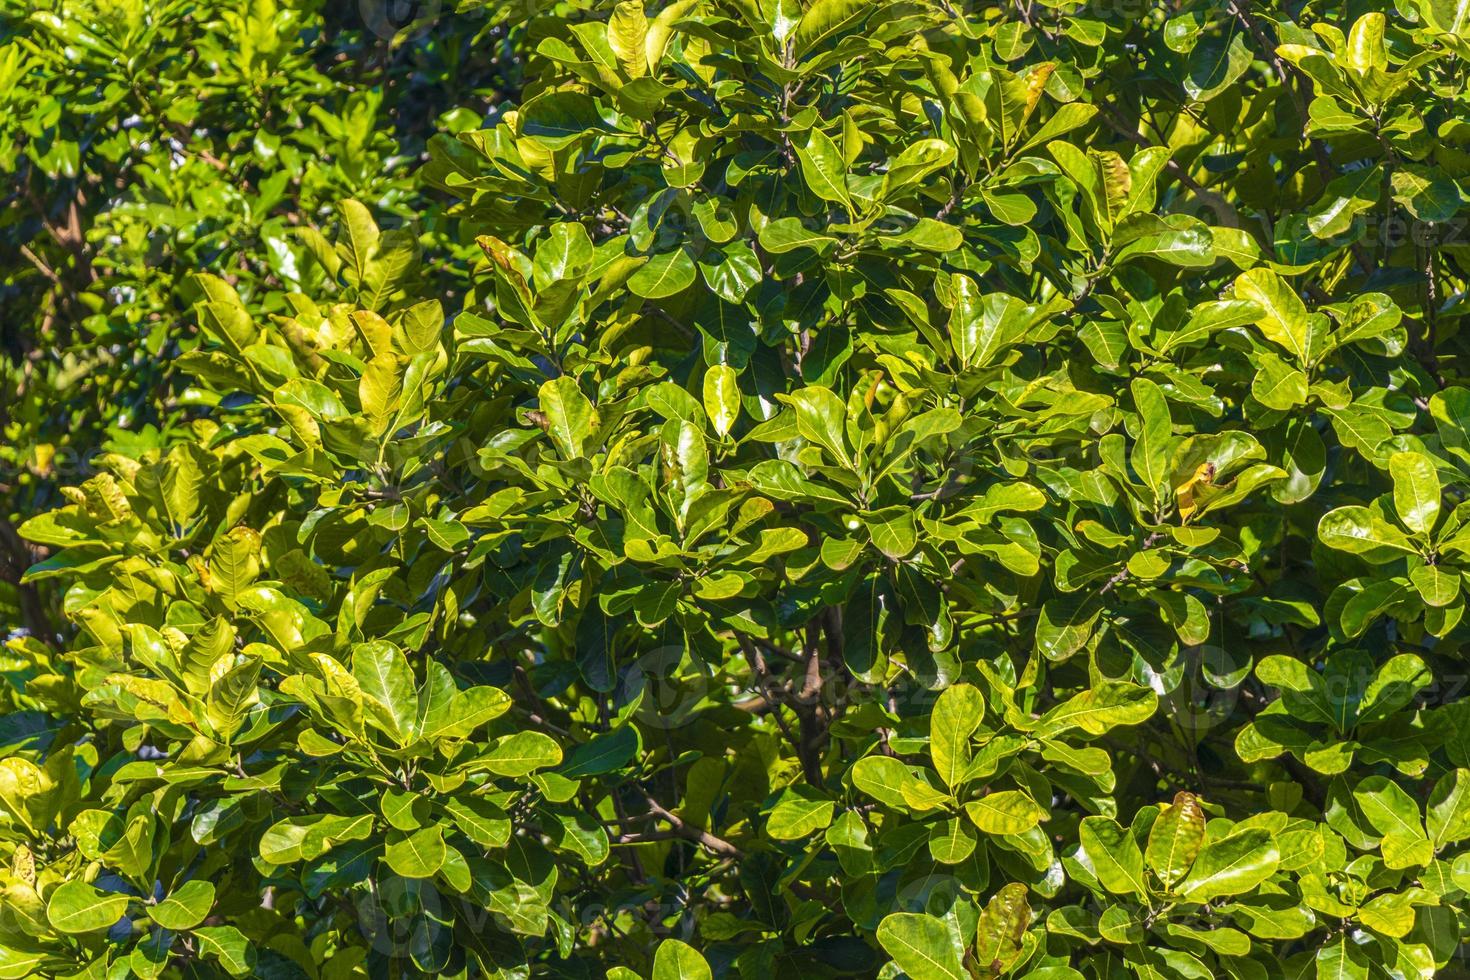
[640,794,743,859]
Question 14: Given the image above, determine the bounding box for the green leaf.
[534,224,595,286]
[1035,595,1102,662]
[1234,268,1312,364]
[1145,791,1206,889]
[194,926,256,977]
[446,796,512,848]
[1251,353,1308,410]
[1389,451,1441,534]
[45,880,126,934]
[1176,829,1280,901]
[1079,816,1147,895]
[702,364,740,438]
[975,883,1030,975]
[519,91,607,148]
[1359,653,1432,726]
[779,386,853,467]
[539,376,597,459]
[928,818,977,864]
[1424,0,1470,33]
[876,912,968,980]
[560,726,640,778]
[1183,32,1252,100]
[864,506,917,560]
[851,756,925,809]
[208,526,262,600]
[475,731,564,777]
[1036,681,1158,737]
[418,683,512,741]
[1345,12,1387,72]
[607,1,648,79]
[757,217,837,254]
[931,684,984,789]
[1355,776,1427,849]
[1317,506,1419,558]
[1428,769,1470,848]
[384,825,448,878]
[1129,376,1173,496]
[792,0,870,58]
[352,640,417,744]
[793,126,854,214]
[652,938,712,980]
[882,140,957,200]
[337,199,380,286]
[645,0,696,69]
[1411,563,1459,607]
[949,276,1032,369]
[258,813,374,865]
[147,880,216,930]
[964,791,1045,834]
[1308,167,1381,238]
[1112,217,1215,268]
[629,247,697,299]
[767,786,835,839]
[1314,932,1371,980]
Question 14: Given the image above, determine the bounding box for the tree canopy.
[3,0,1470,977]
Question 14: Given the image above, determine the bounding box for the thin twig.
[18,245,60,285]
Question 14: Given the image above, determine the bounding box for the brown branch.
[736,632,801,723]
[614,830,689,845]
[640,794,743,859]
[736,631,825,785]
[1097,531,1166,597]
[798,624,823,705]
[936,178,967,220]
[58,196,97,285]
[1418,231,1445,388]
[753,637,803,664]
[18,245,61,285]
[792,623,830,787]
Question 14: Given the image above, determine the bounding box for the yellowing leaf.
[607,2,649,80]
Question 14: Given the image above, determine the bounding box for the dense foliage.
[4,0,1470,977]
[0,0,501,636]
